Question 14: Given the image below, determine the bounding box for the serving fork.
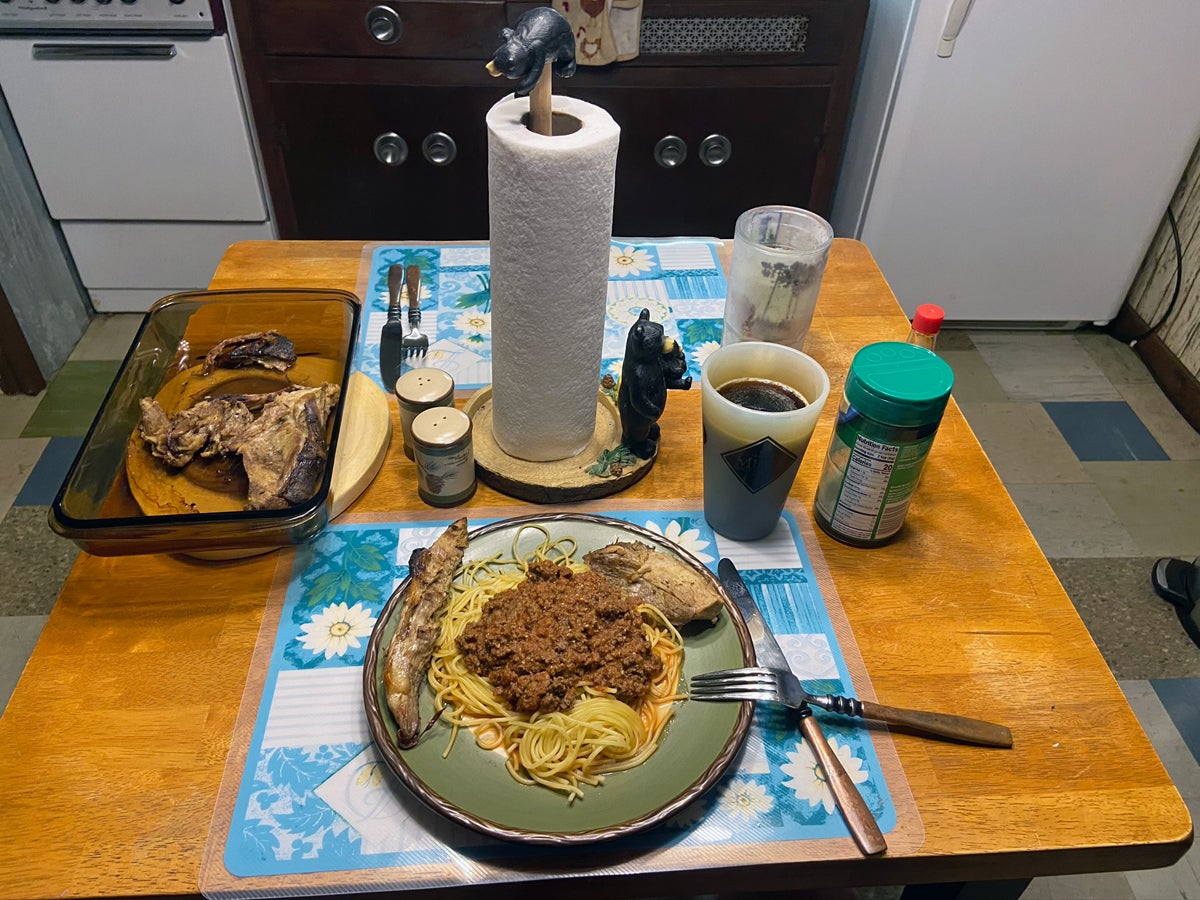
[401,264,428,360]
[689,666,1012,748]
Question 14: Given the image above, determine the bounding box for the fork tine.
[687,688,776,703]
[689,669,778,687]
[689,674,776,692]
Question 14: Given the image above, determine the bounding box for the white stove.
[0,0,274,311]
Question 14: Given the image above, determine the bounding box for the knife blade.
[717,558,886,856]
[715,560,1012,749]
[379,263,406,391]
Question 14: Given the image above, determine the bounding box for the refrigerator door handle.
[937,0,975,58]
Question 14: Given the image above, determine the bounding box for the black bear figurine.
[617,309,693,460]
[487,8,577,97]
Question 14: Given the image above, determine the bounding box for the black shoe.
[1152,557,1200,649]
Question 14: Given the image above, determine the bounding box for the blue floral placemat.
[354,241,727,392]
[202,507,920,897]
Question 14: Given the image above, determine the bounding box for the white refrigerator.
[830,0,1200,325]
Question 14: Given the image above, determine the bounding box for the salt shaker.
[411,407,476,507]
[394,368,455,460]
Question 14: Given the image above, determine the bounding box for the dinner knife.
[717,558,886,856]
[716,559,1013,749]
[379,263,406,391]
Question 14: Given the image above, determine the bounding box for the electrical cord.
[1126,205,1182,346]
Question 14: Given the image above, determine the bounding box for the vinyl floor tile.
[935,350,1010,403]
[970,333,1122,402]
[1121,681,1200,800]
[1084,461,1200,558]
[68,313,142,362]
[0,438,48,523]
[1043,401,1169,462]
[1153,680,1200,767]
[0,614,48,715]
[1019,870,1133,899]
[0,392,43,439]
[957,402,1088,484]
[20,360,122,438]
[933,328,975,351]
[1049,559,1200,679]
[1006,483,1139,559]
[1075,330,1156,386]
[13,436,84,507]
[1117,382,1200,461]
[0,506,77,616]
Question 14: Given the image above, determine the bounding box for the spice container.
[813,342,954,547]
[906,304,945,350]
[394,368,455,460]
[411,407,476,507]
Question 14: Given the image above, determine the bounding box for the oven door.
[0,33,266,222]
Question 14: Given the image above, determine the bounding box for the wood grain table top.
[0,239,1191,899]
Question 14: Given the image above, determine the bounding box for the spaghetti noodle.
[426,525,685,801]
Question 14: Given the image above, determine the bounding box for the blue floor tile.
[1043,401,1169,462]
[1151,679,1200,767]
[13,437,84,507]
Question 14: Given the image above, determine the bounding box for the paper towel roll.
[486,93,620,462]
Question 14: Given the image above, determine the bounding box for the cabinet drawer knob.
[422,132,457,166]
[654,135,687,169]
[699,134,732,167]
[374,132,408,166]
[365,5,402,45]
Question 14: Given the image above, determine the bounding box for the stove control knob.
[373,132,408,167]
[365,5,402,45]
[422,132,457,166]
[654,135,687,169]
[699,134,732,167]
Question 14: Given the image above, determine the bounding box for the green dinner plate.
[362,512,754,844]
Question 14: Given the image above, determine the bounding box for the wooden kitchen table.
[0,240,1191,899]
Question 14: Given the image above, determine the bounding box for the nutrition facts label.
[828,435,930,541]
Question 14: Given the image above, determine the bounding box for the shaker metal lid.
[411,407,471,448]
[394,368,455,405]
[845,341,954,427]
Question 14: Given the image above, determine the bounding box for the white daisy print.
[453,310,490,342]
[781,735,868,815]
[694,340,721,368]
[717,778,773,821]
[609,245,655,278]
[643,518,714,563]
[299,602,377,660]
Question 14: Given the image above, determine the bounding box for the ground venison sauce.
[457,560,663,714]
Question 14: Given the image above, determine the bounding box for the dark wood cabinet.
[230,0,866,240]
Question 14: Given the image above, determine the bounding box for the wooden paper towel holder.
[464,384,655,503]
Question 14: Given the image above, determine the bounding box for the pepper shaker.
[411,407,476,507]
[394,368,455,460]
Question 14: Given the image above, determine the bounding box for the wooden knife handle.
[858,700,1013,748]
[799,714,886,856]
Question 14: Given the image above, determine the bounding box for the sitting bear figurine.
[617,308,693,460]
[487,7,577,97]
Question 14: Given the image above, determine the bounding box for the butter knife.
[379,263,406,391]
[717,558,886,856]
[713,560,1013,749]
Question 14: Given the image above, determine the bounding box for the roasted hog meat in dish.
[584,541,724,625]
[201,330,297,375]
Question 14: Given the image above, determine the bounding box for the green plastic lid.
[845,342,955,427]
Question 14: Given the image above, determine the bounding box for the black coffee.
[718,377,807,412]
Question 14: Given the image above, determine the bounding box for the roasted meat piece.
[234,383,340,510]
[138,396,255,468]
[201,331,296,375]
[383,518,470,748]
[584,541,724,625]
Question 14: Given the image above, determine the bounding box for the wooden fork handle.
[799,714,887,856]
[405,264,421,308]
[859,700,1013,748]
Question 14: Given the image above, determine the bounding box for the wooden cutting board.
[329,371,391,519]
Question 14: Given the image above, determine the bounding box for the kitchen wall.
[1123,133,1200,428]
[1126,136,1200,370]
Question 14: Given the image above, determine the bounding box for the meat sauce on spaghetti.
[456,560,662,713]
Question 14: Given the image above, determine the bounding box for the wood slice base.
[464,386,654,504]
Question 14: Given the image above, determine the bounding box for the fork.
[401,264,428,360]
[689,667,1012,748]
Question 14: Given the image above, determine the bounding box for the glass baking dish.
[50,288,361,557]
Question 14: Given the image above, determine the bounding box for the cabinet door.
[567,68,832,236]
[272,81,497,240]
